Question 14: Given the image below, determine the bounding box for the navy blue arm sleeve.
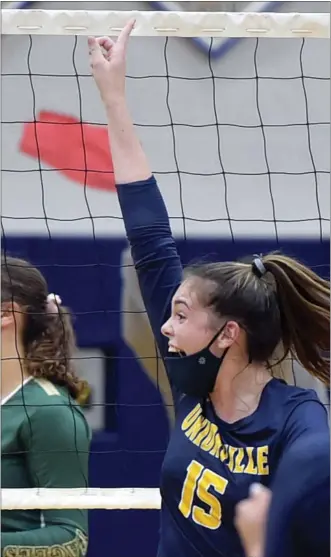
[265,433,330,557]
[280,394,329,450]
[117,176,183,360]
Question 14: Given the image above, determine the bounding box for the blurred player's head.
[161,253,329,397]
[1,255,86,400]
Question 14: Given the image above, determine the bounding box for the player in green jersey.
[1,255,91,557]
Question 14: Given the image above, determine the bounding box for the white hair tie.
[46,293,62,314]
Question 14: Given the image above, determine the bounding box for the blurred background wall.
[2,2,330,555]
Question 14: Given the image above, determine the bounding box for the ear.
[216,321,241,350]
[1,301,21,330]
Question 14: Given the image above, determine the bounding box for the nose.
[161,317,173,338]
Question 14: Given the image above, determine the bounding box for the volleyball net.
[1,8,330,516]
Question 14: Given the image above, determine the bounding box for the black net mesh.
[1,25,329,467]
[2,32,330,428]
[1,25,330,557]
[2,32,329,414]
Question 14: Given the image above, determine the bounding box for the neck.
[210,358,272,423]
[1,347,30,402]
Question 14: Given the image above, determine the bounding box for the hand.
[234,483,272,557]
[88,19,135,105]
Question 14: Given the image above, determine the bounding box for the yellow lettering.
[256,445,269,475]
[179,460,228,530]
[227,446,237,472]
[194,420,211,446]
[185,417,205,442]
[3,530,88,557]
[193,469,228,530]
[219,443,228,462]
[233,447,245,473]
[76,530,88,555]
[63,540,78,557]
[200,423,218,451]
[244,447,258,475]
[49,547,66,556]
[181,405,270,479]
[178,460,204,518]
[3,549,16,557]
[181,404,202,431]
[209,433,222,458]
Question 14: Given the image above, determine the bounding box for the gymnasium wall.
[2,2,329,555]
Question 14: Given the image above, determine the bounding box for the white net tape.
[2,488,161,510]
[2,9,330,38]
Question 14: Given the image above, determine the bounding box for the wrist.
[248,545,263,557]
[103,95,127,113]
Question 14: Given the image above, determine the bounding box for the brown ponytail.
[1,255,89,401]
[185,251,329,388]
[262,253,329,385]
[24,305,88,400]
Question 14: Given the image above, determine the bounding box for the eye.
[176,313,186,322]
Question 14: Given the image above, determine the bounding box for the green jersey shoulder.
[2,376,91,555]
[2,377,90,452]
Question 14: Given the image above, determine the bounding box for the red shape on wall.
[19,110,115,192]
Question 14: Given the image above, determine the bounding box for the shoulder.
[268,378,327,415]
[268,379,329,448]
[27,377,70,400]
[27,378,84,411]
[21,379,91,443]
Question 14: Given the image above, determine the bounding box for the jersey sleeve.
[1,403,91,556]
[116,176,183,360]
[280,391,329,451]
[265,433,330,557]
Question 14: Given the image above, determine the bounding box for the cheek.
[175,321,208,351]
[172,319,190,342]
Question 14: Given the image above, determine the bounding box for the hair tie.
[252,256,267,278]
[46,293,62,314]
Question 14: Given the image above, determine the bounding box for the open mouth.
[168,346,186,357]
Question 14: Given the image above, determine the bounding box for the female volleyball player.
[89,22,330,557]
[1,256,90,556]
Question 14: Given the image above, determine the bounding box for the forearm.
[117,176,182,357]
[2,525,88,556]
[247,548,263,557]
[105,99,151,184]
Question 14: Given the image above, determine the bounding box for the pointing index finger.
[117,19,136,48]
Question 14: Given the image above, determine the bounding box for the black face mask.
[164,323,229,398]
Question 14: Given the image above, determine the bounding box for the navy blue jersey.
[265,433,330,557]
[117,176,329,557]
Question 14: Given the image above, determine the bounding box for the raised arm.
[89,23,182,357]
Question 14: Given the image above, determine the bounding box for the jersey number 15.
[179,460,228,530]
